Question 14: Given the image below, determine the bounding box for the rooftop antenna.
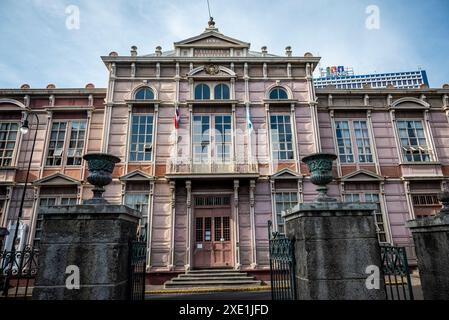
[205,0,217,31]
[207,0,212,20]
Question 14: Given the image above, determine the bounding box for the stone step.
[173,276,255,282]
[179,272,248,278]
[165,279,262,288]
[188,269,237,273]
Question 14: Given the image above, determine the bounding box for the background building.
[314,68,429,89]
[1,20,449,284]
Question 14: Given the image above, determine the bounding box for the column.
[249,179,257,269]
[168,181,176,271]
[233,179,241,270]
[185,180,192,271]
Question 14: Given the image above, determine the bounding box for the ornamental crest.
[204,64,220,75]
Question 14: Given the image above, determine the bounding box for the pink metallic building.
[1,21,449,283]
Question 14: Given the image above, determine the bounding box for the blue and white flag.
[247,107,253,132]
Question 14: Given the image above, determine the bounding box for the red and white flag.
[174,105,180,129]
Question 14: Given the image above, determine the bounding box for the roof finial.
[205,0,217,31]
[208,16,215,27]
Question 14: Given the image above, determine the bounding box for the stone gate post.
[284,153,386,300]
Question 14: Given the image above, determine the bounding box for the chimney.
[130,46,138,57]
[285,46,292,57]
[261,46,268,56]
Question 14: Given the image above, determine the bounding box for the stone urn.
[302,153,337,202]
[83,153,120,204]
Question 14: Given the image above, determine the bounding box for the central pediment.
[175,32,250,49]
[173,22,250,57]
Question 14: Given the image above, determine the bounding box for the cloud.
[0,0,447,87]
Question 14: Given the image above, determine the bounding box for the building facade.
[1,20,449,283]
[314,69,429,89]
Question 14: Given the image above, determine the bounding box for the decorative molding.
[233,179,239,208]
[131,63,136,78]
[364,94,370,107]
[249,180,255,207]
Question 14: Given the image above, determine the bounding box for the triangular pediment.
[174,31,250,49]
[120,170,154,182]
[341,169,384,182]
[33,173,81,186]
[272,168,301,180]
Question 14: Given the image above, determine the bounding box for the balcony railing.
[166,159,259,175]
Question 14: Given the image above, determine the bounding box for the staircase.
[164,269,263,289]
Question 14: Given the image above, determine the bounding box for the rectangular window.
[67,121,86,166]
[125,193,149,235]
[193,115,210,163]
[270,115,294,161]
[47,121,87,166]
[412,193,441,218]
[46,122,67,166]
[275,192,298,234]
[129,114,154,162]
[0,122,19,167]
[335,120,373,163]
[34,197,77,247]
[397,120,430,162]
[214,115,232,163]
[345,193,387,243]
[335,121,353,163]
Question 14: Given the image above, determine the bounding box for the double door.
[194,207,232,269]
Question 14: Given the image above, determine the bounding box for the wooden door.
[194,209,232,269]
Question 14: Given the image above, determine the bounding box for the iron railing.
[268,221,297,300]
[127,230,147,301]
[0,246,39,299]
[166,159,259,175]
[380,244,414,300]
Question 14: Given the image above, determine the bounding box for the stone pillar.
[285,202,386,300]
[406,191,449,300]
[32,204,140,300]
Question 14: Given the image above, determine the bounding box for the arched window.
[195,84,210,100]
[135,87,155,100]
[269,87,289,100]
[214,84,230,100]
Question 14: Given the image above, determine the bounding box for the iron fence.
[127,232,147,300]
[0,246,39,299]
[268,221,297,300]
[380,244,414,300]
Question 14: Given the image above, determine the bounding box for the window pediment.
[188,65,236,79]
[33,173,81,186]
[340,169,383,182]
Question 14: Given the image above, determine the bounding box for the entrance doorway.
[193,196,233,269]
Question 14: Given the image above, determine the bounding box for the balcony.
[166,159,259,179]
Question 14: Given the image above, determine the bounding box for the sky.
[0,0,448,88]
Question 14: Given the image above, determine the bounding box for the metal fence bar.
[127,238,147,300]
[268,221,297,300]
[380,244,414,301]
[0,246,39,299]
